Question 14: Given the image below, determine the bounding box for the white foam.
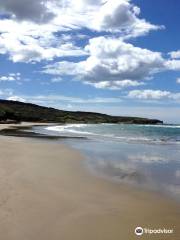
[46,124,95,136]
[45,124,180,144]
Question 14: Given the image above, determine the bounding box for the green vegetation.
[0,100,163,124]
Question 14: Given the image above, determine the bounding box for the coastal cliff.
[0,100,163,124]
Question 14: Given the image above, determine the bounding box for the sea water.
[32,123,180,200]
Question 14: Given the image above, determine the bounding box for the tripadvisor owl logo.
[135,227,143,236]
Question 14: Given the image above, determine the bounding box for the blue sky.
[0,0,180,123]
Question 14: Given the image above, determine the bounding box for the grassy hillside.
[0,100,163,124]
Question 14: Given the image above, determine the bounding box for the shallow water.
[45,123,180,144]
[32,124,180,200]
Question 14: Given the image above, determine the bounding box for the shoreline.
[0,123,180,200]
[0,122,180,202]
[0,122,87,140]
[0,124,179,239]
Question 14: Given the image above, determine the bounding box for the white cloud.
[169,50,180,59]
[0,0,163,63]
[44,36,165,89]
[165,59,180,71]
[127,89,180,101]
[44,36,180,89]
[0,73,21,81]
[0,0,161,37]
[128,89,170,99]
[85,80,144,90]
[0,0,56,23]
[53,0,162,36]
[90,0,162,36]
[177,78,180,84]
[44,61,85,76]
[0,0,179,98]
[0,20,86,62]
[7,95,26,102]
[84,37,164,80]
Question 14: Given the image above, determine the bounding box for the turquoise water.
[44,123,180,144]
[33,124,180,200]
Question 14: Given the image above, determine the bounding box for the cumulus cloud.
[165,59,180,71]
[43,36,180,89]
[0,0,179,95]
[169,50,180,59]
[44,36,165,89]
[53,0,162,36]
[84,37,164,80]
[0,20,86,62]
[0,0,162,34]
[93,0,162,36]
[0,0,163,63]
[166,51,180,70]
[0,0,55,23]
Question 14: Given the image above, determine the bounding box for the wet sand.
[0,132,179,239]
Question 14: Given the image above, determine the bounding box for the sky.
[0,0,180,123]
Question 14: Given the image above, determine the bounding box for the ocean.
[32,123,180,200]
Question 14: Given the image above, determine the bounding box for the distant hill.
[0,99,163,124]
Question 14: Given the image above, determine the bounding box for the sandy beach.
[0,129,179,239]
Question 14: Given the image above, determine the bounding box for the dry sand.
[0,135,179,240]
